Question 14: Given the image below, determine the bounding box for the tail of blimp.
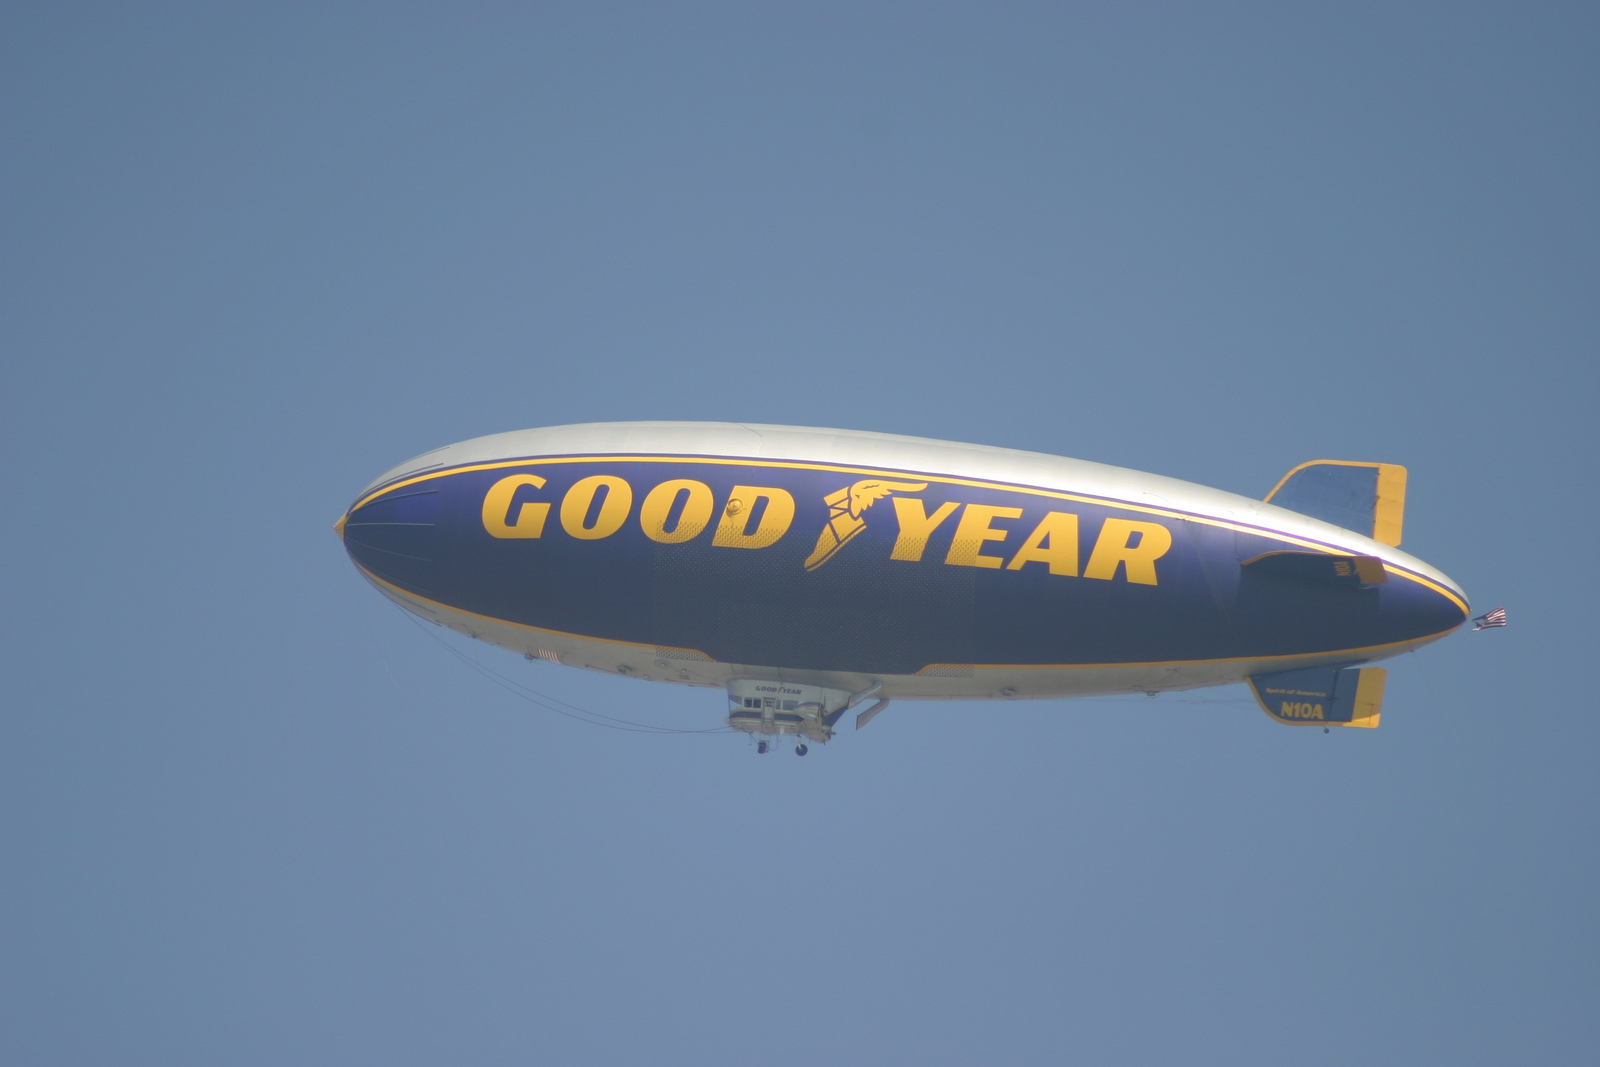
[1248,460,1413,730]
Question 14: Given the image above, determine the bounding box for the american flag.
[1472,606,1507,631]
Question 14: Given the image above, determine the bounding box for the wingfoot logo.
[803,479,928,571]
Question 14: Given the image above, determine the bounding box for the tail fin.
[1266,461,1407,546]
[1248,665,1386,729]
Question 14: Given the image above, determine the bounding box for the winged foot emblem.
[802,479,928,571]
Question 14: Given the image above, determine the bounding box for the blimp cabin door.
[726,680,852,745]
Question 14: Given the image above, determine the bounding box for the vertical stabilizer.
[1266,461,1407,546]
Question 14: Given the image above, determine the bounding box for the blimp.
[336,422,1469,753]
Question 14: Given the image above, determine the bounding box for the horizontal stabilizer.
[1266,460,1407,546]
[1240,550,1387,586]
[1248,665,1386,728]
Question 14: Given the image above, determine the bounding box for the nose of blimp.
[1389,561,1470,647]
[334,482,441,595]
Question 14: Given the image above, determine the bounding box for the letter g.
[482,474,550,538]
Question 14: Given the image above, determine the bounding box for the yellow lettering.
[712,486,795,549]
[1082,518,1172,585]
[639,479,714,544]
[559,475,633,540]
[1280,701,1325,721]
[482,474,550,539]
[1005,511,1080,575]
[945,504,1023,569]
[889,498,960,561]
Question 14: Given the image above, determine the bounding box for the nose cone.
[336,483,440,594]
[1388,565,1469,647]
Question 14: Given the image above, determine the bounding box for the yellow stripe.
[915,627,1455,675]
[1382,565,1466,615]
[351,454,1467,617]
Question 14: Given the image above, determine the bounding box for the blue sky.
[3,4,1595,1064]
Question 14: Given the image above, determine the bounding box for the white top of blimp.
[361,421,1466,600]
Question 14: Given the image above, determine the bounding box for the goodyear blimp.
[336,422,1469,753]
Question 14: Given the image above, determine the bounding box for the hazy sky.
[3,4,1596,1064]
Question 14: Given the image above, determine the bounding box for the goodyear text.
[481,472,1172,584]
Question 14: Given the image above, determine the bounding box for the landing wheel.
[795,743,808,756]
[756,741,769,754]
